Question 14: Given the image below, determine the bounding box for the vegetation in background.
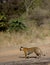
[0,14,8,31]
[8,19,27,32]
[0,0,50,31]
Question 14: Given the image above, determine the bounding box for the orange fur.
[20,46,45,58]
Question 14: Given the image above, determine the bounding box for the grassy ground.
[0,24,50,49]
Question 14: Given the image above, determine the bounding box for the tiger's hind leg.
[36,53,41,59]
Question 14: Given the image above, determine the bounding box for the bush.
[8,19,27,32]
[0,14,8,31]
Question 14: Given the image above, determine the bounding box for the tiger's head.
[20,46,23,51]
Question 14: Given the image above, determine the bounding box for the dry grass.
[0,24,50,49]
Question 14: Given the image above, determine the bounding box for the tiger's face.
[20,46,23,51]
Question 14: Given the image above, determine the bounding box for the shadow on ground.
[19,56,37,58]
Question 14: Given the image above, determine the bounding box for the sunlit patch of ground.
[0,44,50,63]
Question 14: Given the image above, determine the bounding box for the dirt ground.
[0,44,50,63]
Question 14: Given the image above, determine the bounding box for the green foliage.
[8,19,27,32]
[29,0,42,10]
[0,14,8,31]
[0,14,27,32]
[33,0,42,8]
[35,0,42,6]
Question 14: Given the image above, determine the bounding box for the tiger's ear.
[21,46,23,48]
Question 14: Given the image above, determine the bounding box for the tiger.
[20,46,45,58]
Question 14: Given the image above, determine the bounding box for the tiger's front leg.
[24,52,29,59]
[24,51,27,59]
